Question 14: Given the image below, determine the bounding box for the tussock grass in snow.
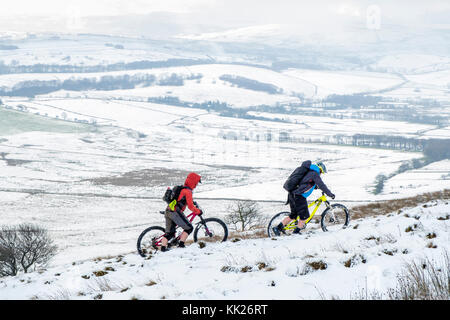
[45,288,72,300]
[348,250,450,300]
[351,189,450,219]
[88,276,126,292]
[387,250,450,300]
[221,251,277,273]
[343,254,367,268]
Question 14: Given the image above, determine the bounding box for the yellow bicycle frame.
[284,194,330,231]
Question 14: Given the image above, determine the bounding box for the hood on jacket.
[309,164,321,174]
[184,172,202,189]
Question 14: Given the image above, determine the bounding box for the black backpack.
[162,185,187,210]
[283,160,311,192]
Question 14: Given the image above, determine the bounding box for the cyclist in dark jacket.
[273,161,335,235]
[160,172,202,251]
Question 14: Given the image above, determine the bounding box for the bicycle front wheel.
[137,226,165,257]
[193,218,228,243]
[321,203,349,232]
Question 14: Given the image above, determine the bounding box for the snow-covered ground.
[0,198,448,300]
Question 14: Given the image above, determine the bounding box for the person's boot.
[272,222,285,236]
[178,241,186,248]
[293,224,306,234]
[160,246,169,252]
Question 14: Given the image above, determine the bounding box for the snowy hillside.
[0,197,448,300]
[0,29,449,302]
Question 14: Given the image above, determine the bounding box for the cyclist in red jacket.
[160,172,202,251]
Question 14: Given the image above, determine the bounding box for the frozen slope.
[0,198,448,300]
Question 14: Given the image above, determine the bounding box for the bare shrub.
[0,234,19,277]
[225,200,265,232]
[0,223,57,276]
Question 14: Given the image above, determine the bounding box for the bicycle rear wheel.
[267,211,296,237]
[137,226,165,257]
[193,218,228,243]
[320,204,349,232]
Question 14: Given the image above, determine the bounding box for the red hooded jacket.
[177,172,201,215]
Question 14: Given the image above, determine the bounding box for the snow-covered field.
[0,99,430,202]
[0,198,448,300]
[0,33,199,66]
[369,54,450,74]
[4,61,447,105]
[282,69,404,98]
[384,160,450,196]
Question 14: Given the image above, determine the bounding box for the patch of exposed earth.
[83,167,192,187]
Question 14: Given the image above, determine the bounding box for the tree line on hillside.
[324,94,383,108]
[0,58,212,74]
[219,74,283,95]
[371,141,450,195]
[146,96,450,155]
[323,134,450,160]
[147,96,229,112]
[0,44,19,50]
[0,73,203,97]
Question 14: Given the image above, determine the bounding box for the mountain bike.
[267,192,349,237]
[137,203,228,257]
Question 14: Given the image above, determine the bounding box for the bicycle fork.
[324,201,337,223]
[197,216,213,237]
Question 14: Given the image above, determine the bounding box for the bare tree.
[225,200,263,232]
[0,224,57,276]
[0,226,19,277]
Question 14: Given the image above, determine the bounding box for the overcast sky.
[1,0,449,36]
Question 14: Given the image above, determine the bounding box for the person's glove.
[330,193,335,200]
[197,210,203,216]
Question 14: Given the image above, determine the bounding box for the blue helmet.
[316,162,327,174]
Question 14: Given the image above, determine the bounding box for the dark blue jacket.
[292,161,334,198]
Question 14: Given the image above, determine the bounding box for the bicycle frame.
[284,194,331,231]
[153,211,203,247]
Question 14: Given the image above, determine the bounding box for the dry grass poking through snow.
[350,189,450,220]
[349,250,450,300]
